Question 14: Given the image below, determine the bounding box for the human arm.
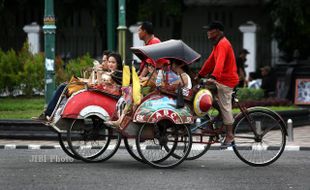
[210,44,227,80]
[198,50,215,78]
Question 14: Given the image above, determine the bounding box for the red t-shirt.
[146,37,161,45]
[199,37,239,88]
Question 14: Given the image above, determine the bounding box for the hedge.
[0,42,93,97]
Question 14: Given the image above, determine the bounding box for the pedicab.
[45,79,123,162]
[130,39,288,167]
[126,39,203,168]
[61,39,201,168]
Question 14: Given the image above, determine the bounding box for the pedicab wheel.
[176,134,213,161]
[123,137,145,163]
[67,116,121,163]
[185,114,213,160]
[136,120,192,168]
[233,110,286,166]
[58,133,80,160]
[168,115,212,160]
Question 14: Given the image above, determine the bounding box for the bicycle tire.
[233,109,286,166]
[67,117,121,163]
[58,133,80,160]
[136,120,192,168]
[123,137,145,163]
[186,114,213,160]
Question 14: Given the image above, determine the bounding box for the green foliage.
[54,56,66,85]
[64,53,93,79]
[0,48,21,93]
[237,88,264,101]
[0,41,94,96]
[21,53,44,96]
[269,0,310,61]
[0,42,44,96]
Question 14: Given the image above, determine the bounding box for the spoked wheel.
[187,134,213,160]
[58,133,80,160]
[186,115,213,160]
[136,120,192,168]
[67,116,121,162]
[123,137,145,163]
[233,110,286,166]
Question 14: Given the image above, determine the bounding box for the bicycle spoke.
[233,110,286,166]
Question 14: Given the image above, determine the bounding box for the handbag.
[66,76,86,97]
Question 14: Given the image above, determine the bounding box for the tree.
[269,0,310,61]
[127,0,185,38]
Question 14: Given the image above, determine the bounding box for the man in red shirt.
[196,21,239,147]
[137,21,166,77]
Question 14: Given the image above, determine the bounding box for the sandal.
[220,140,235,149]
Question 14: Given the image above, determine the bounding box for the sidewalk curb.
[0,145,309,151]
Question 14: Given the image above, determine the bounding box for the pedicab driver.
[195,21,239,147]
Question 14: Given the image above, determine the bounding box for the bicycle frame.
[190,89,288,145]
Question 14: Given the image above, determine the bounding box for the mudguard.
[133,94,194,124]
[61,90,118,120]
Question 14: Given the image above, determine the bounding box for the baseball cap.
[203,21,224,31]
[241,49,250,54]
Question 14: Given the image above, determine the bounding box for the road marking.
[28,145,41,149]
[0,144,308,151]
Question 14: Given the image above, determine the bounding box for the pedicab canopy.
[130,40,206,124]
[130,39,201,65]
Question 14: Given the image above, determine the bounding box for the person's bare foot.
[224,135,234,144]
[220,136,235,148]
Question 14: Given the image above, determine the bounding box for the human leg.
[214,82,234,143]
[45,83,67,117]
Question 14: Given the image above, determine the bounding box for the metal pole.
[287,119,294,142]
[117,0,127,62]
[255,121,262,135]
[107,0,116,51]
[43,0,56,104]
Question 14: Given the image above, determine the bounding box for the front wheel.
[136,120,192,168]
[67,117,121,162]
[58,133,80,160]
[123,137,145,163]
[233,110,286,166]
[186,114,213,160]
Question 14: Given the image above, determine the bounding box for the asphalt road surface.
[0,149,309,190]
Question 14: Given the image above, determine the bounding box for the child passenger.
[164,59,192,96]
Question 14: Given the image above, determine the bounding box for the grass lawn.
[0,97,300,119]
[0,97,45,119]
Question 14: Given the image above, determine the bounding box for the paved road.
[0,149,309,190]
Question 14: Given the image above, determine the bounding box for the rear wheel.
[233,110,286,166]
[187,114,213,160]
[67,117,121,162]
[58,133,80,160]
[123,137,145,163]
[136,120,192,168]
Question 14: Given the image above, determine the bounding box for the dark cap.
[203,21,224,31]
[240,49,250,54]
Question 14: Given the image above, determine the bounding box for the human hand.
[206,78,216,85]
[193,74,202,85]
[194,74,201,81]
